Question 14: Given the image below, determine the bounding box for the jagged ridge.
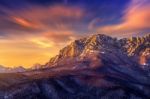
[47,34,150,67]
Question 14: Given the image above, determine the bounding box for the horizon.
[0,0,150,68]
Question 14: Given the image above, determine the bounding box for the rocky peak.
[83,34,118,50]
[119,34,150,66]
[120,34,150,56]
[58,34,116,57]
[47,34,121,66]
[47,33,150,67]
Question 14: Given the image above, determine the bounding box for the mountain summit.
[46,34,150,68]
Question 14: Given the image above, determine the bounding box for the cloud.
[27,29,80,49]
[0,4,84,37]
[11,5,84,27]
[30,38,54,48]
[12,17,41,29]
[0,37,59,67]
[96,0,150,36]
[0,4,84,50]
[88,18,101,30]
[44,30,75,42]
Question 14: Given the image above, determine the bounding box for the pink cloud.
[12,17,42,29]
[11,5,84,26]
[2,5,84,45]
[97,0,150,36]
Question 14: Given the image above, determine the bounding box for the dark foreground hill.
[0,34,149,99]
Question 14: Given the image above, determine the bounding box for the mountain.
[46,34,150,68]
[123,34,149,55]
[10,66,26,73]
[0,65,25,73]
[0,65,9,73]
[46,34,125,66]
[31,63,44,70]
[0,34,149,99]
[120,34,150,71]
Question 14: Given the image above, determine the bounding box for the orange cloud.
[0,15,81,67]
[6,5,84,34]
[13,17,34,27]
[47,5,83,19]
[97,0,150,35]
[12,16,44,29]
[44,30,75,42]
[30,37,54,48]
[12,5,84,25]
[0,26,80,68]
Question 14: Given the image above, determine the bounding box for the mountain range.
[0,65,25,73]
[47,34,150,69]
[0,34,149,99]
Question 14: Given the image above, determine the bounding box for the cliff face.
[46,34,150,67]
[47,34,120,66]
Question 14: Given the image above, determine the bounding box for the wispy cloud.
[96,0,150,36]
[0,4,84,37]
[12,17,40,29]
[0,4,84,49]
[11,5,84,29]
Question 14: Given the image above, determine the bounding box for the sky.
[0,0,149,68]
